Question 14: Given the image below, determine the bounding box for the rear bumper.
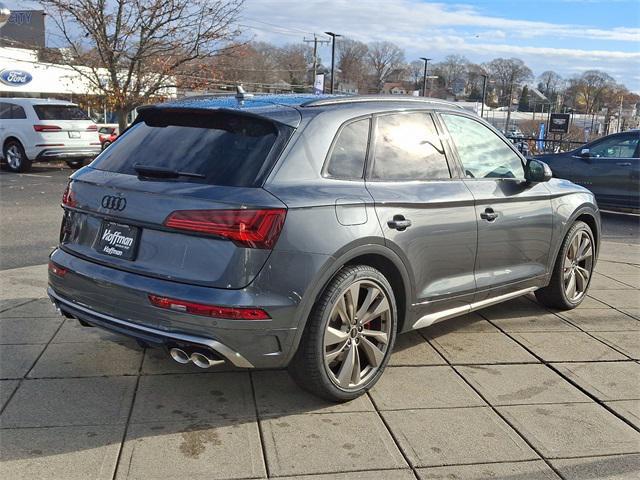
[48,287,254,368]
[48,247,317,368]
[35,147,101,161]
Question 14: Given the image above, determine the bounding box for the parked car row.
[0,98,119,172]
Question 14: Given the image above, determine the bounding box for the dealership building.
[1,8,175,122]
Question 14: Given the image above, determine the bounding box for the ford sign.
[0,69,33,87]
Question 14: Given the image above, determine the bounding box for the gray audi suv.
[48,94,600,401]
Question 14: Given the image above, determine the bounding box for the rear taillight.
[148,295,270,320]
[61,182,77,207]
[86,124,98,131]
[49,261,67,277]
[164,208,286,249]
[34,124,62,132]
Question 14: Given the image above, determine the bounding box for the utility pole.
[304,34,330,86]
[420,57,431,97]
[617,94,624,132]
[325,31,341,94]
[480,74,488,119]
[504,82,515,134]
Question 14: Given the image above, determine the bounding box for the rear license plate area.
[95,221,139,260]
[68,131,80,138]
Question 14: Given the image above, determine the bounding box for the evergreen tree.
[518,85,530,111]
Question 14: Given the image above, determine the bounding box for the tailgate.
[60,168,287,288]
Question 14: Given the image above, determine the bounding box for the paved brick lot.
[0,240,639,479]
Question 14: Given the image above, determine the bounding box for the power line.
[240,17,317,36]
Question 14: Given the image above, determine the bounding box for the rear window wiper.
[133,164,205,179]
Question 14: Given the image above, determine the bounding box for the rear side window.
[326,118,370,179]
[33,105,90,121]
[91,110,290,187]
[371,112,450,181]
[0,103,27,119]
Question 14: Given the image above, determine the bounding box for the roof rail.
[300,95,466,110]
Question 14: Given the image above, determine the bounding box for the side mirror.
[580,148,591,159]
[525,159,552,184]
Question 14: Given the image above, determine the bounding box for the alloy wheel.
[563,229,594,302]
[6,144,23,170]
[323,280,392,390]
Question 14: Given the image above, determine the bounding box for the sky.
[6,0,640,92]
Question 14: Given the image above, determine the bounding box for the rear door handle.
[616,162,632,166]
[388,215,412,231]
[480,208,498,222]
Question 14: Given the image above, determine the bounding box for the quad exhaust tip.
[169,347,225,368]
[169,348,190,364]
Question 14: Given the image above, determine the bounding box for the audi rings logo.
[101,195,127,211]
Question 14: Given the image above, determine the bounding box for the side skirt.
[412,286,537,330]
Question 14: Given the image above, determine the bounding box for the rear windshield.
[90,109,290,187]
[33,105,90,121]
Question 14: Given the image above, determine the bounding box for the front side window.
[589,134,639,158]
[371,112,450,181]
[442,114,525,179]
[326,118,370,179]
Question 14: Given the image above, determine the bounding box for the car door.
[579,132,640,209]
[365,111,478,327]
[439,112,554,301]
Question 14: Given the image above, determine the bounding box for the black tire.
[3,140,32,173]
[102,141,111,150]
[535,221,595,310]
[66,159,86,169]
[289,264,397,401]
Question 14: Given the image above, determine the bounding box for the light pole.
[325,32,341,94]
[0,2,11,29]
[420,57,431,97]
[480,74,488,119]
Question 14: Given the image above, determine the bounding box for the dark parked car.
[535,130,639,212]
[48,94,600,401]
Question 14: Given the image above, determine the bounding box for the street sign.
[549,113,570,134]
[314,74,324,95]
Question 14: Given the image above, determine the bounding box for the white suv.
[0,98,101,172]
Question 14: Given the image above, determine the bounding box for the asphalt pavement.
[1,162,639,271]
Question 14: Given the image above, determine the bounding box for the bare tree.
[434,54,469,90]
[484,57,533,105]
[537,70,562,97]
[367,41,405,92]
[274,43,313,87]
[43,0,244,129]
[566,70,615,114]
[407,60,424,90]
[337,38,369,91]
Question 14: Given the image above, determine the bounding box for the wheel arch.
[283,243,415,365]
[548,204,601,276]
[2,136,25,152]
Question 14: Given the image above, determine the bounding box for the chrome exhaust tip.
[169,348,190,364]
[190,352,225,369]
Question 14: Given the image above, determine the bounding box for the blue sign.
[537,123,545,151]
[0,69,33,87]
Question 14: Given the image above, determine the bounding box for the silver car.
[48,94,600,401]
